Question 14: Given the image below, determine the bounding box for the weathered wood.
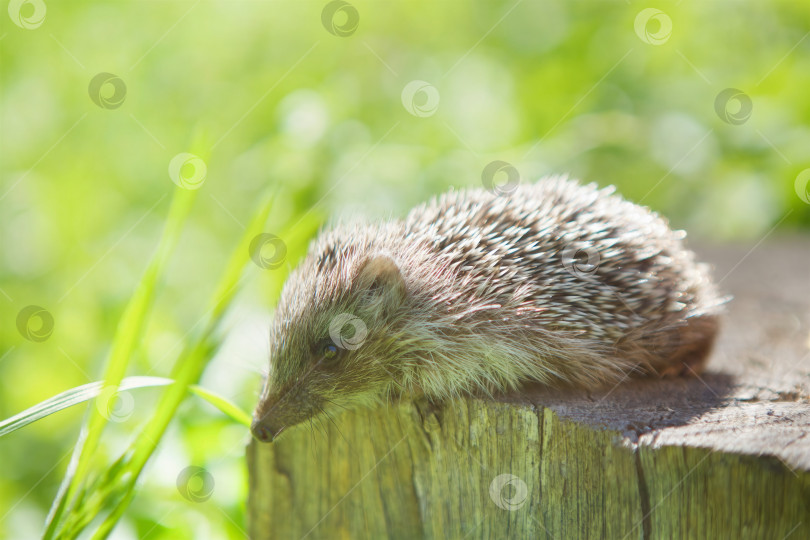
[247,237,810,539]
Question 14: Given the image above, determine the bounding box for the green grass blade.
[188,385,252,428]
[86,189,277,540]
[0,376,250,439]
[0,377,173,438]
[44,187,197,539]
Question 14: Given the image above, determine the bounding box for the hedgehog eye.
[320,342,339,363]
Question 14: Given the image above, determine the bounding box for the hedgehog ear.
[353,255,406,312]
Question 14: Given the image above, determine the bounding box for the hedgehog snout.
[250,417,284,443]
[250,404,299,443]
[251,383,320,443]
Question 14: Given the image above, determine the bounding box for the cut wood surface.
[247,237,810,539]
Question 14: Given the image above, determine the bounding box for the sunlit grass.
[0,185,285,538]
[44,185,200,538]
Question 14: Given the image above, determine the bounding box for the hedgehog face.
[250,254,407,443]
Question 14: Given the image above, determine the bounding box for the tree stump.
[247,238,810,539]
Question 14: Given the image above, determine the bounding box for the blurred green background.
[2,0,809,538]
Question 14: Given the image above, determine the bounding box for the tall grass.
[48,184,273,538]
[43,186,201,539]
[0,180,324,538]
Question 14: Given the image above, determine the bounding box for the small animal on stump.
[251,176,724,442]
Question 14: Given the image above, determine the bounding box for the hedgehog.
[251,176,724,442]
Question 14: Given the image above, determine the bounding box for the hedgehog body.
[251,177,723,442]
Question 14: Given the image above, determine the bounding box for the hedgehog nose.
[251,419,285,443]
[251,422,272,443]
